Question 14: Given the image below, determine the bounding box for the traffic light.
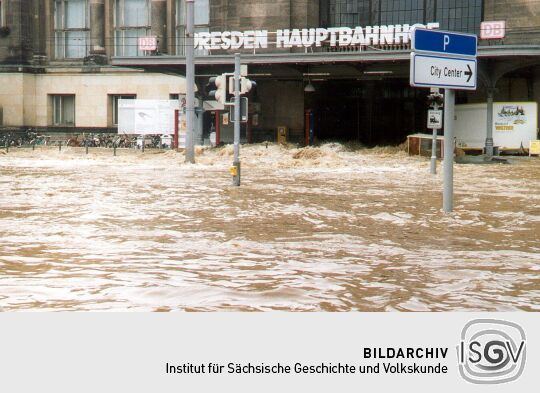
[427,92,444,108]
[207,74,227,105]
[228,77,256,95]
[241,77,256,94]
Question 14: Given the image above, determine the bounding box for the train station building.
[1,1,540,148]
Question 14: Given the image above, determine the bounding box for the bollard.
[32,141,35,151]
[5,141,8,153]
[86,143,89,155]
[58,141,62,152]
[231,161,241,187]
[113,143,117,156]
[142,140,145,153]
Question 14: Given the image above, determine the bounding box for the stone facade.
[484,0,540,44]
[1,1,539,65]
[0,71,186,127]
[0,1,540,133]
[210,0,319,32]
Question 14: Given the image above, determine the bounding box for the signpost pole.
[232,53,241,186]
[485,87,495,157]
[430,103,439,175]
[443,89,455,213]
[185,0,195,164]
[430,130,437,175]
[410,27,477,213]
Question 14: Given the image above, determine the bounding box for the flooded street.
[0,144,539,311]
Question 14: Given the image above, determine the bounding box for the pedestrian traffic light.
[427,92,444,108]
[207,74,227,105]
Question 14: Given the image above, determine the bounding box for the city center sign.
[195,23,440,51]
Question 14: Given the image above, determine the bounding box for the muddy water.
[0,144,539,311]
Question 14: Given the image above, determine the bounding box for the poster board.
[455,102,538,149]
[118,99,183,135]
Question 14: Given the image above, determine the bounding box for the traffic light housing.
[207,74,256,105]
[207,74,227,105]
[427,92,444,108]
[229,77,256,95]
[241,78,256,94]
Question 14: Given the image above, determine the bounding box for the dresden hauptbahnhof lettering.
[195,23,440,50]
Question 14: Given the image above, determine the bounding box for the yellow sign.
[530,140,540,156]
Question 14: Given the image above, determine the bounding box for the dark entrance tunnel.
[305,79,429,146]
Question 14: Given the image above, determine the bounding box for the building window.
[54,0,89,59]
[114,0,150,56]
[176,0,209,55]
[111,95,136,125]
[380,0,425,25]
[328,0,371,27]
[435,0,483,34]
[322,1,483,33]
[52,95,76,126]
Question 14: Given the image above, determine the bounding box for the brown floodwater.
[0,144,539,311]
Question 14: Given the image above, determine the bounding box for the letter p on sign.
[480,21,506,40]
[443,35,450,51]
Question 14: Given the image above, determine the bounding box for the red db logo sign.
[139,36,157,51]
[480,21,506,40]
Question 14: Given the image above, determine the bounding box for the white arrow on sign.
[410,53,477,90]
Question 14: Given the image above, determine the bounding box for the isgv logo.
[457,319,526,384]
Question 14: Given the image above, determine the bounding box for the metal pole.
[443,89,455,213]
[430,126,437,174]
[174,109,179,149]
[185,0,195,163]
[215,111,220,145]
[485,87,495,157]
[430,103,439,175]
[232,53,241,186]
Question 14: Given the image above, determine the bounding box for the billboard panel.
[455,102,538,149]
[118,99,182,135]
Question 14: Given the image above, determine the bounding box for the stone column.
[90,0,106,55]
[151,0,167,53]
[3,0,33,64]
[31,0,47,61]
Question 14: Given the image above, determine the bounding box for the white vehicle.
[160,135,173,148]
[136,135,153,149]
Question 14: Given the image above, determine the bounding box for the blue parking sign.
[412,28,477,57]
